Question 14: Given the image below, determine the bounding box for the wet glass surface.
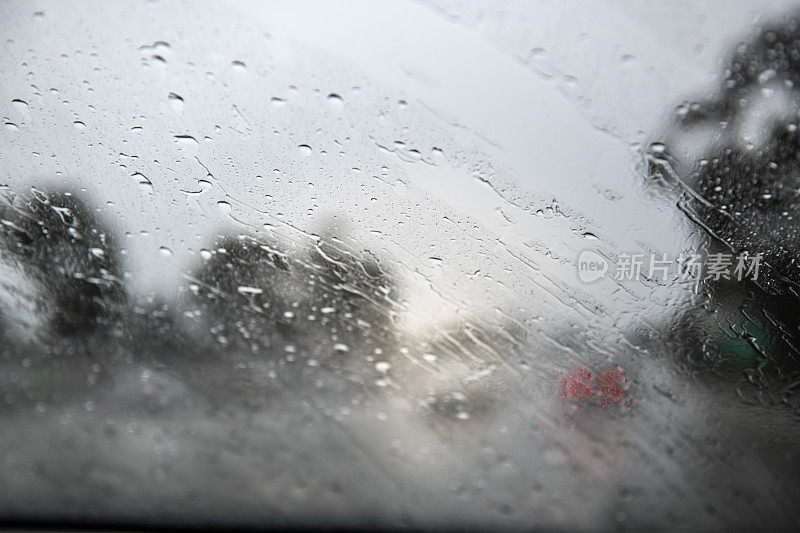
[2,1,800,531]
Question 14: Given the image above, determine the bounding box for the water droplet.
[73,121,86,130]
[131,172,153,192]
[375,361,391,373]
[11,99,28,112]
[297,144,312,155]
[270,97,286,106]
[174,134,198,148]
[216,200,232,213]
[131,172,150,184]
[4,122,19,131]
[237,286,263,295]
[327,93,343,107]
[159,246,173,257]
[231,60,246,70]
[168,92,184,112]
[758,69,777,85]
[333,343,350,353]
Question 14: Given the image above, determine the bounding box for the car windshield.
[2,1,800,531]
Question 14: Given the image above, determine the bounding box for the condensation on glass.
[1,1,800,531]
